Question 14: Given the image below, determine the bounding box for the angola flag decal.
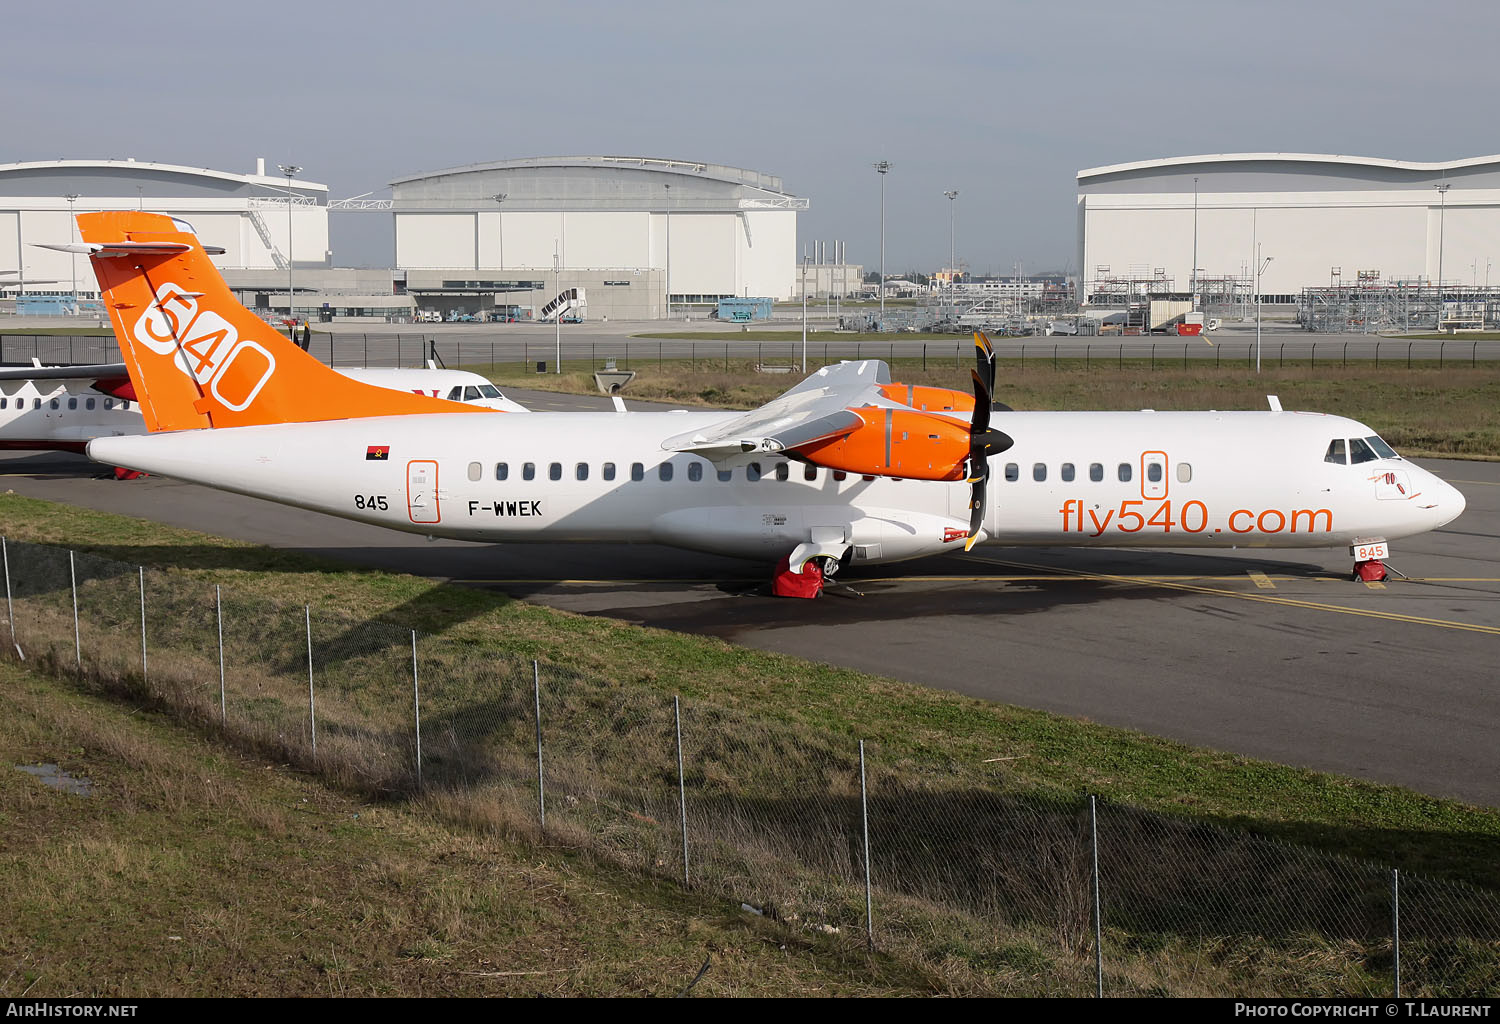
[366,445,391,461]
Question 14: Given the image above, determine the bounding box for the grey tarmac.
[1,385,1497,807]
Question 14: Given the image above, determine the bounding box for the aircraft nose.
[1428,472,1466,527]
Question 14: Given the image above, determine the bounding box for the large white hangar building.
[0,159,332,309]
[391,156,808,318]
[1077,153,1500,304]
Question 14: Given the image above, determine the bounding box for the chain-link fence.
[4,534,1498,996]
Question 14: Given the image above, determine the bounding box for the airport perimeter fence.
[3,534,1500,997]
[9,333,1500,377]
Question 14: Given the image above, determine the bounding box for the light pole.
[1435,183,1450,291]
[874,161,891,323]
[492,192,507,270]
[663,183,671,321]
[801,256,808,373]
[943,190,958,310]
[1255,247,1273,373]
[1191,176,1198,307]
[63,194,79,314]
[278,163,301,330]
[553,241,561,374]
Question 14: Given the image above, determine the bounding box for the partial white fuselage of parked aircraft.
[57,211,1463,596]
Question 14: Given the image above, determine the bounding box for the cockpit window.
[1365,435,1398,459]
[1348,437,1379,464]
[478,384,503,399]
[1324,439,1347,465]
[463,386,481,401]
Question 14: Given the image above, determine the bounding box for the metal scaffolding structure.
[1297,283,1500,333]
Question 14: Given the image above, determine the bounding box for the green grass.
[4,494,1500,895]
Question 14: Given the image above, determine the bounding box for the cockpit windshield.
[479,384,504,399]
[1326,435,1399,465]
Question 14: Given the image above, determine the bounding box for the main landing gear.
[771,553,842,599]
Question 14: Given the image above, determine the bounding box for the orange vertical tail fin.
[72,210,481,432]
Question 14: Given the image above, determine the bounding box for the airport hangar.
[0,156,815,322]
[1076,153,1500,307]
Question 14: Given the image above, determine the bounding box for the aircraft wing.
[661,359,897,460]
[0,361,129,381]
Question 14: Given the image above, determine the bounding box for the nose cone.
[1428,473,1467,528]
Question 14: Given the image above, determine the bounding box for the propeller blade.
[966,462,988,551]
[965,333,1008,551]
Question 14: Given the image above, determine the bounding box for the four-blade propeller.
[965,332,1015,550]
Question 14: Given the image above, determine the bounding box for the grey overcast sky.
[4,0,1496,274]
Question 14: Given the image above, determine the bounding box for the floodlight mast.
[278,164,302,329]
[874,161,891,323]
[943,190,958,307]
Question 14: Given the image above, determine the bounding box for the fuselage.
[86,407,1466,566]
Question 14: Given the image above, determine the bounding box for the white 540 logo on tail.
[133,281,277,412]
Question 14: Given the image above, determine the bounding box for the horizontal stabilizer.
[0,361,128,381]
[35,241,226,257]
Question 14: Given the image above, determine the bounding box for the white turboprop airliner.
[60,211,1464,596]
[0,359,526,454]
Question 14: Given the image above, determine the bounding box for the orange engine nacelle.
[790,407,970,481]
[877,383,976,417]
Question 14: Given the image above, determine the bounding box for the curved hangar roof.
[0,159,327,200]
[1078,152,1500,193]
[390,155,808,212]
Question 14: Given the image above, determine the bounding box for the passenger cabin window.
[467,462,482,482]
[68,398,77,410]
[0,399,6,409]
[747,463,762,481]
[85,398,95,410]
[833,470,847,481]
[1324,439,1347,465]
[576,463,588,481]
[688,462,703,482]
[718,468,733,482]
[49,399,58,409]
[1147,463,1163,483]
[631,463,644,481]
[496,462,509,481]
[1177,463,1193,483]
[1118,463,1132,482]
[659,462,674,481]
[103,398,113,409]
[1033,463,1046,482]
[803,465,817,481]
[33,399,41,409]
[603,463,616,481]
[523,462,536,481]
[1061,463,1075,482]
[1089,463,1103,482]
[1348,438,1378,465]
[549,462,562,480]
[1004,463,1018,482]
[775,463,789,481]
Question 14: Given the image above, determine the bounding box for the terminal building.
[391,156,808,319]
[1076,153,1500,312]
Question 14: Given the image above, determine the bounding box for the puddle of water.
[15,763,93,796]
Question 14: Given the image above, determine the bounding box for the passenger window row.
[0,396,129,411]
[483,460,876,484]
[1002,461,1193,483]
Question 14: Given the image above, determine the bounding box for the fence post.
[674,695,689,886]
[1090,793,1103,998]
[69,550,80,667]
[411,630,422,788]
[1392,868,1401,997]
[138,567,147,682]
[215,584,225,724]
[533,660,546,830]
[2,538,20,659]
[305,605,316,756]
[860,738,874,951]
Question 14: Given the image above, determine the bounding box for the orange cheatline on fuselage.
[78,210,485,433]
[789,406,969,481]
